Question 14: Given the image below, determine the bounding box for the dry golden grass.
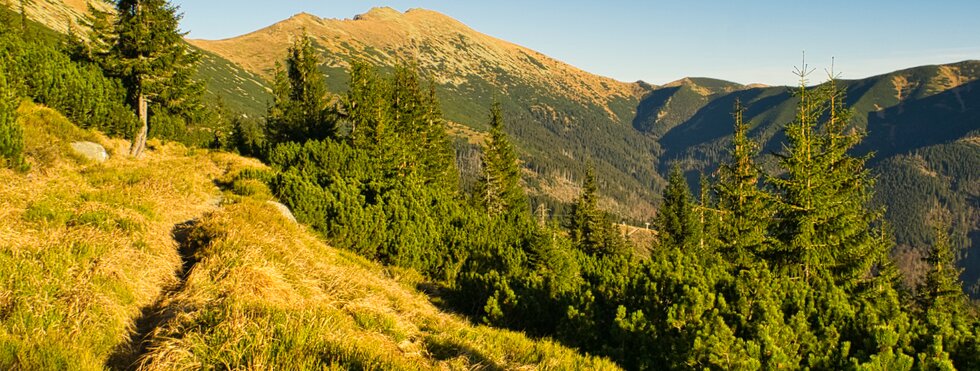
[0,102,618,370]
[136,199,619,370]
[0,102,255,369]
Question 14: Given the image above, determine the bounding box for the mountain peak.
[354,6,403,21]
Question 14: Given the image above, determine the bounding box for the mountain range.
[9,2,980,286]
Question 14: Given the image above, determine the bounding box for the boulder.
[70,141,109,163]
[266,201,297,223]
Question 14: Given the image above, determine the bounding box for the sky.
[171,0,980,86]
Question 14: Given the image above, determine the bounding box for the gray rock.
[266,201,297,223]
[70,141,109,163]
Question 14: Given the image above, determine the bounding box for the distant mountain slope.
[189,7,661,219]
[1,0,271,119]
[642,61,980,288]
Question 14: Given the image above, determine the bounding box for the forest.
[0,1,978,369]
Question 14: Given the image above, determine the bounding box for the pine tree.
[266,36,334,144]
[715,101,771,268]
[478,101,527,217]
[110,0,201,157]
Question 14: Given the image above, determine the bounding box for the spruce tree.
[915,208,978,368]
[346,61,391,154]
[715,102,771,268]
[654,164,701,252]
[388,65,454,186]
[568,166,626,256]
[478,101,527,217]
[110,0,201,157]
[769,69,883,286]
[266,36,333,144]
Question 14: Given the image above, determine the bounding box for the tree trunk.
[129,93,148,158]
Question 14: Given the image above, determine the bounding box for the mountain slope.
[189,7,661,220]
[0,101,618,370]
[1,0,271,119]
[643,61,980,289]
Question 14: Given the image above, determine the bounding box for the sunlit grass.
[0,101,617,370]
[0,102,242,369]
[137,199,619,370]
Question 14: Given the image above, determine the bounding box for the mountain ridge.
[187,7,646,121]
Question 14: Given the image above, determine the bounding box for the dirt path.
[105,218,206,370]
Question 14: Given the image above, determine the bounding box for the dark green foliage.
[914,209,980,368]
[0,29,137,137]
[227,116,266,157]
[769,75,885,286]
[267,61,463,277]
[259,50,979,369]
[0,71,26,171]
[715,103,772,267]
[567,166,628,256]
[653,165,702,252]
[105,0,205,156]
[266,36,334,144]
[477,101,528,218]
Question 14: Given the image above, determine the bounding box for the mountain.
[188,7,662,220]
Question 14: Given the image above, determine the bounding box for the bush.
[0,74,26,171]
[0,31,137,138]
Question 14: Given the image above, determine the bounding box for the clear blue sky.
[171,0,980,86]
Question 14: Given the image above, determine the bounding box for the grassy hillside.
[0,101,617,370]
[193,46,270,119]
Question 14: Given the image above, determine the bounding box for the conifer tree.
[110,0,201,157]
[715,102,771,267]
[569,166,626,255]
[770,67,884,286]
[388,65,454,186]
[68,4,115,64]
[696,172,720,254]
[654,164,701,251]
[266,36,334,144]
[915,208,978,368]
[478,101,527,217]
[346,62,390,152]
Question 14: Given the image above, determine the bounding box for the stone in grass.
[267,200,297,223]
[70,141,109,163]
